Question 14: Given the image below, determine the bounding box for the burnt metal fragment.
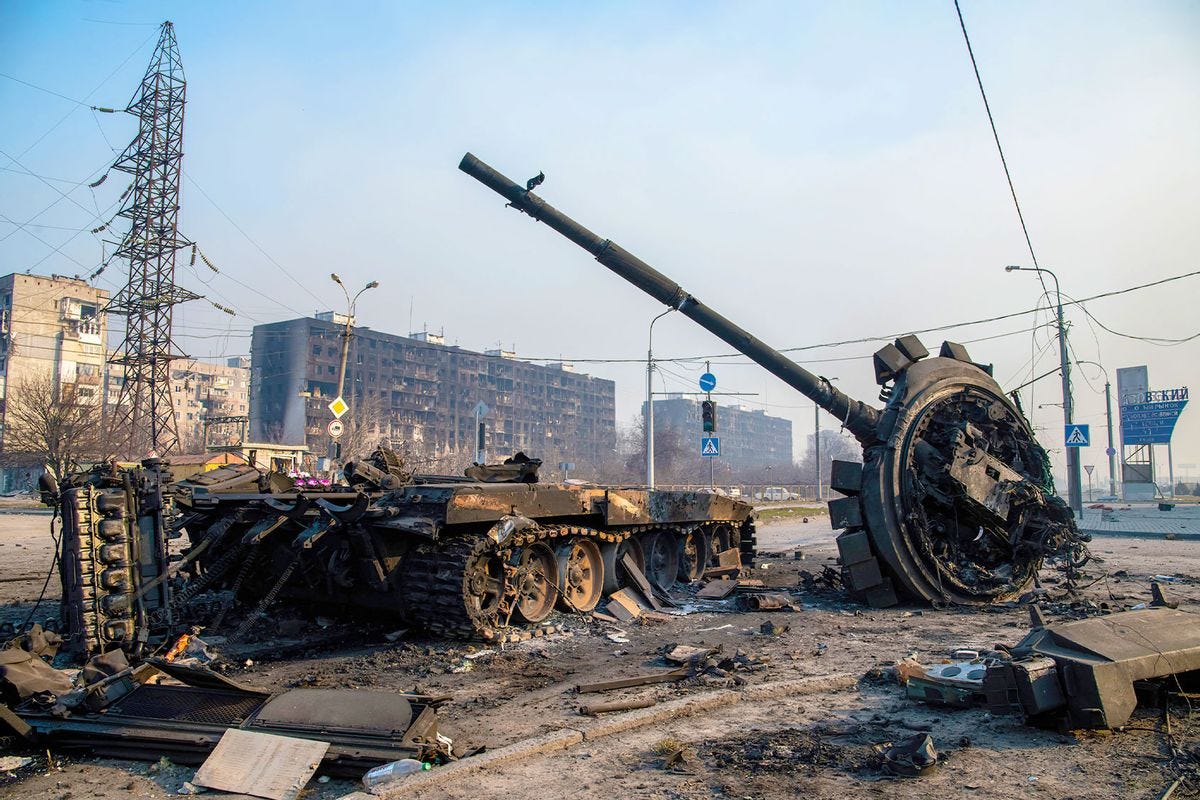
[987,607,1200,729]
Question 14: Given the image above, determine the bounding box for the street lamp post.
[329,274,379,470]
[1006,265,1082,516]
[645,308,675,489]
[813,377,838,501]
[1074,360,1118,499]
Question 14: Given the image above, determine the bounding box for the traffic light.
[701,400,716,432]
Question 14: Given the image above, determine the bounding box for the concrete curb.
[1083,528,1200,541]
[347,671,859,798]
[339,729,584,800]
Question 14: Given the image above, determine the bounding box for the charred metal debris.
[0,624,452,777]
[44,448,757,657]
[890,605,1200,732]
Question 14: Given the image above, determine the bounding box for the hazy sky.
[2,1,1197,486]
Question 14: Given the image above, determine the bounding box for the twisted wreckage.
[41,155,1099,661]
[48,450,756,657]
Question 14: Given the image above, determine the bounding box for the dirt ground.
[1,510,1197,799]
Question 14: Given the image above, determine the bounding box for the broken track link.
[395,521,748,641]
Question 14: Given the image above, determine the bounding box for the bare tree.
[2,373,107,478]
[619,414,693,486]
[336,389,385,463]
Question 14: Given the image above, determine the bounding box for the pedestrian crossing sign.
[701,437,720,457]
[1065,424,1090,447]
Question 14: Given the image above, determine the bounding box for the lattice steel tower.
[108,21,199,455]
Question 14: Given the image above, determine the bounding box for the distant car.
[728,488,742,498]
[757,487,791,502]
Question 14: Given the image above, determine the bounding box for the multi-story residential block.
[249,317,617,473]
[105,357,251,451]
[643,396,793,472]
[170,358,251,450]
[0,273,109,436]
[0,273,109,489]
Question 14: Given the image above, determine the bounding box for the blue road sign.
[699,372,717,392]
[701,437,720,457]
[1120,399,1188,445]
[1065,424,1090,447]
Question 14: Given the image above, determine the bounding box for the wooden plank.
[575,667,689,694]
[605,588,643,622]
[193,729,328,800]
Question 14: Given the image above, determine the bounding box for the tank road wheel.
[601,537,645,595]
[513,543,558,624]
[642,531,680,592]
[677,527,710,583]
[707,523,734,567]
[464,546,508,627]
[555,537,603,612]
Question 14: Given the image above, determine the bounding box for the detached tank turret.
[459,153,1088,607]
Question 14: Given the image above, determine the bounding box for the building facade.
[250,317,617,472]
[0,273,109,442]
[105,357,251,452]
[170,358,251,450]
[643,396,793,472]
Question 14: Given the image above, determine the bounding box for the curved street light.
[645,307,676,489]
[330,274,380,399]
[328,275,380,473]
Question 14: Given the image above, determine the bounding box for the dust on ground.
[1,511,1197,799]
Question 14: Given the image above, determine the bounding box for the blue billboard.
[1120,394,1188,446]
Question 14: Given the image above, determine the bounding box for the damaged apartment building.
[0,273,108,490]
[249,315,617,473]
[0,273,252,490]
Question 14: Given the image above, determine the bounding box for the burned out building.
[249,316,617,472]
[644,396,793,472]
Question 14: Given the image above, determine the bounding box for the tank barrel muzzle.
[459,153,882,444]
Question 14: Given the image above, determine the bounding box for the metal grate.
[108,686,264,725]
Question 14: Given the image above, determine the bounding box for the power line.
[680,268,1200,364]
[0,71,101,109]
[181,170,331,312]
[954,1,1045,276]
[10,28,157,161]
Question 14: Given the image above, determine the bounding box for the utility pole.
[1007,266,1082,516]
[107,21,200,456]
[1074,359,1118,500]
[1105,379,1117,497]
[706,360,714,490]
[814,404,821,501]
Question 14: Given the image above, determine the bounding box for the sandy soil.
[1,511,1197,799]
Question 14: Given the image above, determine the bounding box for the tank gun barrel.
[459,153,881,444]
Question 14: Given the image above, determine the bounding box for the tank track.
[396,520,751,640]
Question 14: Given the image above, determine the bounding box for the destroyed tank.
[459,152,1090,608]
[51,450,755,655]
